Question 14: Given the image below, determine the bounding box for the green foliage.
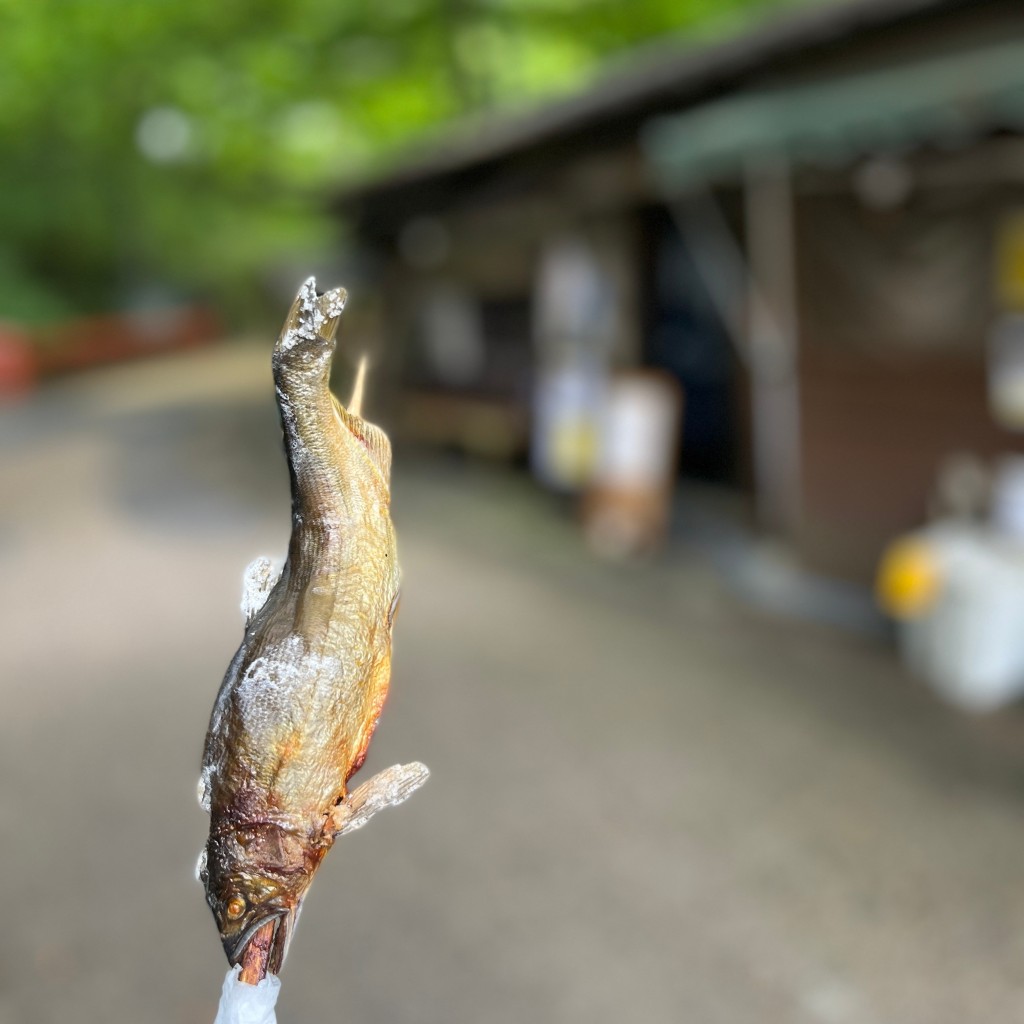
[0,0,808,323]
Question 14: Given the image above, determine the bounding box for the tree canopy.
[0,0,813,323]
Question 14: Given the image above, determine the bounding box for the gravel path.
[3,345,1024,1023]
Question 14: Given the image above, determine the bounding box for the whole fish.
[198,279,427,978]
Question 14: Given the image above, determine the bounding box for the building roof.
[645,38,1024,187]
[336,0,983,233]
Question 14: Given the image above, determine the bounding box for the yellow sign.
[996,212,1024,310]
[876,537,942,620]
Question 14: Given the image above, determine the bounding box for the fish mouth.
[224,910,294,976]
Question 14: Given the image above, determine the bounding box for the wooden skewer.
[348,355,368,417]
[238,920,276,985]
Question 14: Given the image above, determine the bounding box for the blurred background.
[7,0,1024,1021]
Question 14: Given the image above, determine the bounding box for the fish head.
[200,822,322,974]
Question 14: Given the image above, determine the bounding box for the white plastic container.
[901,524,1024,711]
[991,455,1024,539]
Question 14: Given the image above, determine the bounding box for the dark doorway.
[642,206,740,484]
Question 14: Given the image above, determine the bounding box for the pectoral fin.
[328,762,430,838]
[241,557,280,625]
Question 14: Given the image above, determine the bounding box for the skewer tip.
[348,355,369,417]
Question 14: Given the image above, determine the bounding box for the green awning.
[643,41,1024,188]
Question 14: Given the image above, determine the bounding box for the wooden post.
[744,157,801,536]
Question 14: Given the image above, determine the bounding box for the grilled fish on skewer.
[198,279,428,979]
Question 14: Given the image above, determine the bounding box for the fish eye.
[226,895,246,920]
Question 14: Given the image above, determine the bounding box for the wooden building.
[337,0,1024,580]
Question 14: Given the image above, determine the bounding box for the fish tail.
[275,277,347,359]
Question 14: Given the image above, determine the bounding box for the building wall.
[794,158,1024,580]
[799,347,1024,580]
[371,180,649,463]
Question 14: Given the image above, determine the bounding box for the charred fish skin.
[199,279,402,973]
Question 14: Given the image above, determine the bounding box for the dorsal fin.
[330,356,392,486]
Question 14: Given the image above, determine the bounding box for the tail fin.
[276,277,347,356]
